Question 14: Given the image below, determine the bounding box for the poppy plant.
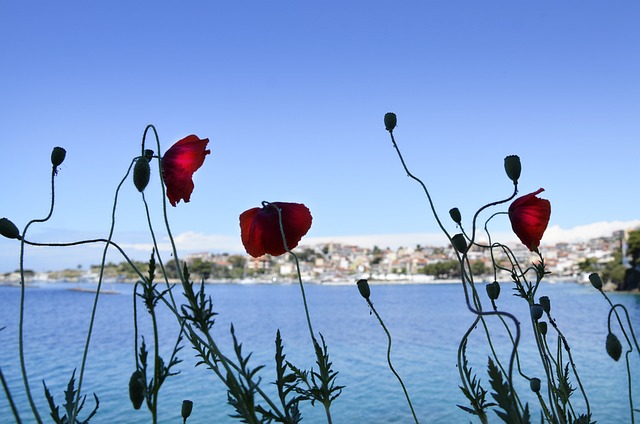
[508,188,551,252]
[239,202,312,258]
[161,135,210,206]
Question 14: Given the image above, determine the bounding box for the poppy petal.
[162,135,210,206]
[508,188,551,251]
[239,202,312,258]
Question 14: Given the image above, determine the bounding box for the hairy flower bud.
[384,112,397,132]
[449,207,462,225]
[539,296,550,314]
[128,370,146,410]
[504,155,521,184]
[133,157,151,192]
[357,279,371,300]
[537,321,548,336]
[451,233,468,254]
[530,377,541,393]
[181,400,193,421]
[51,146,66,167]
[486,281,500,300]
[0,218,21,240]
[589,273,603,291]
[530,304,544,321]
[606,332,622,361]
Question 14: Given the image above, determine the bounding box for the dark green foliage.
[457,342,495,422]
[181,265,218,332]
[287,334,344,409]
[226,324,265,423]
[487,358,530,424]
[136,336,183,409]
[43,369,99,424]
[255,331,303,423]
[137,252,174,313]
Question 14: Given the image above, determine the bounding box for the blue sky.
[1,1,639,272]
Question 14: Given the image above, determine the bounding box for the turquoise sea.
[1,281,639,423]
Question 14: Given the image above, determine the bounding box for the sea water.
[1,282,639,423]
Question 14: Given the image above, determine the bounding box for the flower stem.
[17,166,58,424]
[71,158,135,423]
[0,364,22,423]
[366,299,419,424]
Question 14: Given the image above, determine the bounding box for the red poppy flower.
[162,135,210,206]
[508,188,551,251]
[239,202,312,258]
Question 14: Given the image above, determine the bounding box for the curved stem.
[71,158,135,422]
[388,129,521,386]
[266,201,316,343]
[18,166,58,424]
[367,299,419,424]
[22,238,146,282]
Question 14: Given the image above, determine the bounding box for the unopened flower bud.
[486,281,500,300]
[133,157,151,192]
[384,112,397,132]
[606,332,622,361]
[128,370,145,410]
[530,304,544,321]
[589,273,603,291]
[0,218,21,240]
[504,155,521,184]
[539,296,550,314]
[449,208,462,225]
[451,233,468,254]
[181,400,193,421]
[537,321,547,336]
[530,377,541,393]
[357,279,370,299]
[51,147,66,167]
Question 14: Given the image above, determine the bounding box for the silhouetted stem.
[267,201,316,344]
[367,299,420,424]
[604,302,639,424]
[17,166,59,424]
[72,158,134,423]
[0,365,22,423]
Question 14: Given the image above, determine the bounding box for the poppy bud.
[357,279,371,300]
[589,273,603,291]
[530,377,541,393]
[51,146,66,167]
[530,304,544,321]
[606,332,622,361]
[133,157,151,192]
[181,400,193,421]
[384,112,397,131]
[504,155,521,184]
[539,296,550,314]
[449,207,462,225]
[0,218,21,240]
[486,281,500,300]
[451,233,468,254]
[537,321,547,336]
[128,370,146,410]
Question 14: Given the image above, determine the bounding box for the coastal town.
[2,228,637,289]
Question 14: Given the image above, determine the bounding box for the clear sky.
[1,1,639,272]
